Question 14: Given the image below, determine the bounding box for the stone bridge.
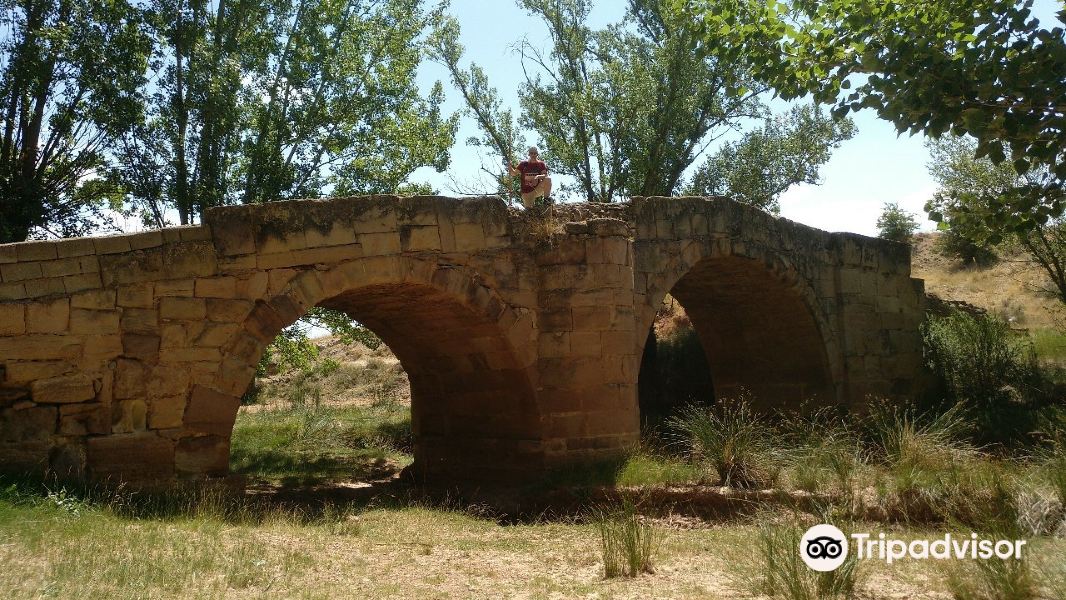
[0,196,926,484]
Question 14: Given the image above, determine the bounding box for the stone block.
[24,277,67,298]
[147,365,191,398]
[62,272,102,293]
[194,277,237,298]
[305,222,358,248]
[235,272,268,300]
[161,241,218,279]
[0,335,80,361]
[114,358,147,399]
[16,241,57,262]
[194,322,239,347]
[1,261,43,282]
[55,238,96,258]
[184,385,239,436]
[82,334,124,365]
[128,230,164,251]
[0,282,26,301]
[41,257,84,278]
[206,298,254,323]
[26,299,70,333]
[120,308,158,333]
[175,435,229,476]
[154,279,194,297]
[31,373,96,404]
[122,334,161,361]
[0,405,57,441]
[160,297,207,321]
[59,402,109,435]
[3,360,74,383]
[70,308,120,334]
[400,225,441,252]
[87,434,174,480]
[71,288,116,310]
[0,303,25,335]
[148,395,186,429]
[94,235,132,255]
[453,223,486,252]
[358,232,401,256]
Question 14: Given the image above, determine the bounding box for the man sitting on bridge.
[508,146,552,209]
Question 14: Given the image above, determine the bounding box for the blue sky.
[410,0,1064,236]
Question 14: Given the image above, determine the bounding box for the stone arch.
[179,256,541,483]
[639,237,841,408]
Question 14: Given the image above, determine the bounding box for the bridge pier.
[0,196,926,486]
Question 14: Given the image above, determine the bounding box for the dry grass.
[912,233,1063,329]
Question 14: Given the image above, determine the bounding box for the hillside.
[912,232,1063,329]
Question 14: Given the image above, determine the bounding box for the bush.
[669,393,782,488]
[877,202,920,244]
[922,312,1043,445]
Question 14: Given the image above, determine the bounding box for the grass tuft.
[591,496,661,578]
[668,392,782,488]
[735,517,860,600]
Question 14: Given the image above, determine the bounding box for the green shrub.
[876,201,919,244]
[669,393,782,488]
[592,497,660,578]
[922,312,1042,445]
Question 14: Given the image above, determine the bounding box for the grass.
[592,496,662,578]
[230,401,412,485]
[735,517,861,600]
[1031,328,1066,365]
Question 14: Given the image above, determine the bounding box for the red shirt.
[516,160,547,193]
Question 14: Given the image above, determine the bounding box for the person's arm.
[507,161,520,177]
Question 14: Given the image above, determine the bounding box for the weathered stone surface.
[184,385,240,436]
[31,373,96,404]
[0,195,927,487]
[175,435,229,476]
[87,434,174,480]
[0,303,25,335]
[26,299,69,333]
[0,405,57,441]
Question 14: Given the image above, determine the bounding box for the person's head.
[527,146,539,159]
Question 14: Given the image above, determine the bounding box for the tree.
[0,0,151,242]
[927,135,1066,306]
[433,0,853,204]
[515,0,765,201]
[696,0,1066,230]
[427,14,525,200]
[117,0,457,227]
[685,104,855,212]
[876,202,919,244]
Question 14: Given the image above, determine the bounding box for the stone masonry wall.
[0,195,926,485]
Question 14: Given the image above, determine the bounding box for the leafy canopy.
[0,0,151,242]
[686,104,855,212]
[692,0,1066,230]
